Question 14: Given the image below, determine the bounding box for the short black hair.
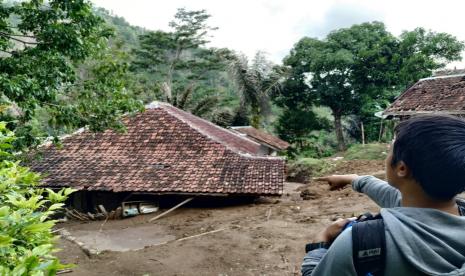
[391,114,465,200]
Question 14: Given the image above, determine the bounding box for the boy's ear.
[396,161,410,178]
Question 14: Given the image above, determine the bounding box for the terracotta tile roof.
[29,102,285,195]
[384,74,465,116]
[231,126,290,150]
[158,103,262,155]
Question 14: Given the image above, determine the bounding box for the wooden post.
[361,121,365,146]
[149,197,194,222]
[378,119,384,142]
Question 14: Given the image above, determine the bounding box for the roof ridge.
[34,126,87,150]
[230,126,253,129]
[420,73,465,81]
[231,125,290,150]
[150,102,265,156]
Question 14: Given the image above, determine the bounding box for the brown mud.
[56,160,385,276]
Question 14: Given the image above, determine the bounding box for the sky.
[91,0,465,68]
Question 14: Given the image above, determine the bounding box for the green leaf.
[23,221,54,234]
[48,203,64,211]
[0,206,10,217]
[0,234,13,247]
[32,244,53,256]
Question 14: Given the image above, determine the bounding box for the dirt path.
[56,160,385,276]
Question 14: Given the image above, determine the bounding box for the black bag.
[352,198,465,276]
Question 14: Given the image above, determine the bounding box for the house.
[29,102,285,212]
[383,74,465,119]
[230,126,290,156]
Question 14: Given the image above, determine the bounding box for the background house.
[230,126,290,156]
[30,102,285,212]
[383,73,465,119]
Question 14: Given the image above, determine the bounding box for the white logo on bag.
[358,248,381,258]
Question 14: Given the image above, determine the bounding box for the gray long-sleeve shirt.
[302,176,465,276]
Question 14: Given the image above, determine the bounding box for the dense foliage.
[277,22,464,151]
[0,122,75,275]
[0,0,142,149]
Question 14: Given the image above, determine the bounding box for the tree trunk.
[251,105,261,128]
[333,111,346,151]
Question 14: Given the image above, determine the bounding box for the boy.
[302,115,465,275]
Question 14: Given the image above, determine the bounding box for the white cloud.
[91,0,465,67]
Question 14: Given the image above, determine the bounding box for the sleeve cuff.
[302,248,328,266]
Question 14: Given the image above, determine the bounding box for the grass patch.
[286,157,331,183]
[344,143,388,160]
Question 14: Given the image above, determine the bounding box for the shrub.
[344,143,389,160]
[0,122,75,275]
[285,130,338,159]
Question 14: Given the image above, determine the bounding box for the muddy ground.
[56,160,385,276]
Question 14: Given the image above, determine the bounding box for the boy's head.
[387,114,465,200]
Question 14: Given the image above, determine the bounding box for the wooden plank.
[87,212,95,220]
[176,228,225,242]
[98,205,108,216]
[57,269,73,275]
[148,197,194,222]
[72,210,88,221]
[66,208,87,221]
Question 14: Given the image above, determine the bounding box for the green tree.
[282,22,464,150]
[275,108,328,145]
[396,27,464,84]
[131,8,234,117]
[48,44,143,133]
[0,0,110,118]
[0,1,143,149]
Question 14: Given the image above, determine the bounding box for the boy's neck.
[399,182,459,215]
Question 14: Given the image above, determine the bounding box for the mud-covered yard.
[56,160,384,276]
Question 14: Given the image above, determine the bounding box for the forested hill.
[94,7,147,49]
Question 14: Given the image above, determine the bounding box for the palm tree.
[162,83,219,117]
[228,51,285,128]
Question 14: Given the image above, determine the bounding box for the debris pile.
[64,201,160,221]
[65,206,123,221]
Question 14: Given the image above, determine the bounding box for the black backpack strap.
[352,200,463,276]
[352,215,386,276]
[456,197,465,216]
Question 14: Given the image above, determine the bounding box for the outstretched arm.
[352,175,401,208]
[315,174,401,208]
